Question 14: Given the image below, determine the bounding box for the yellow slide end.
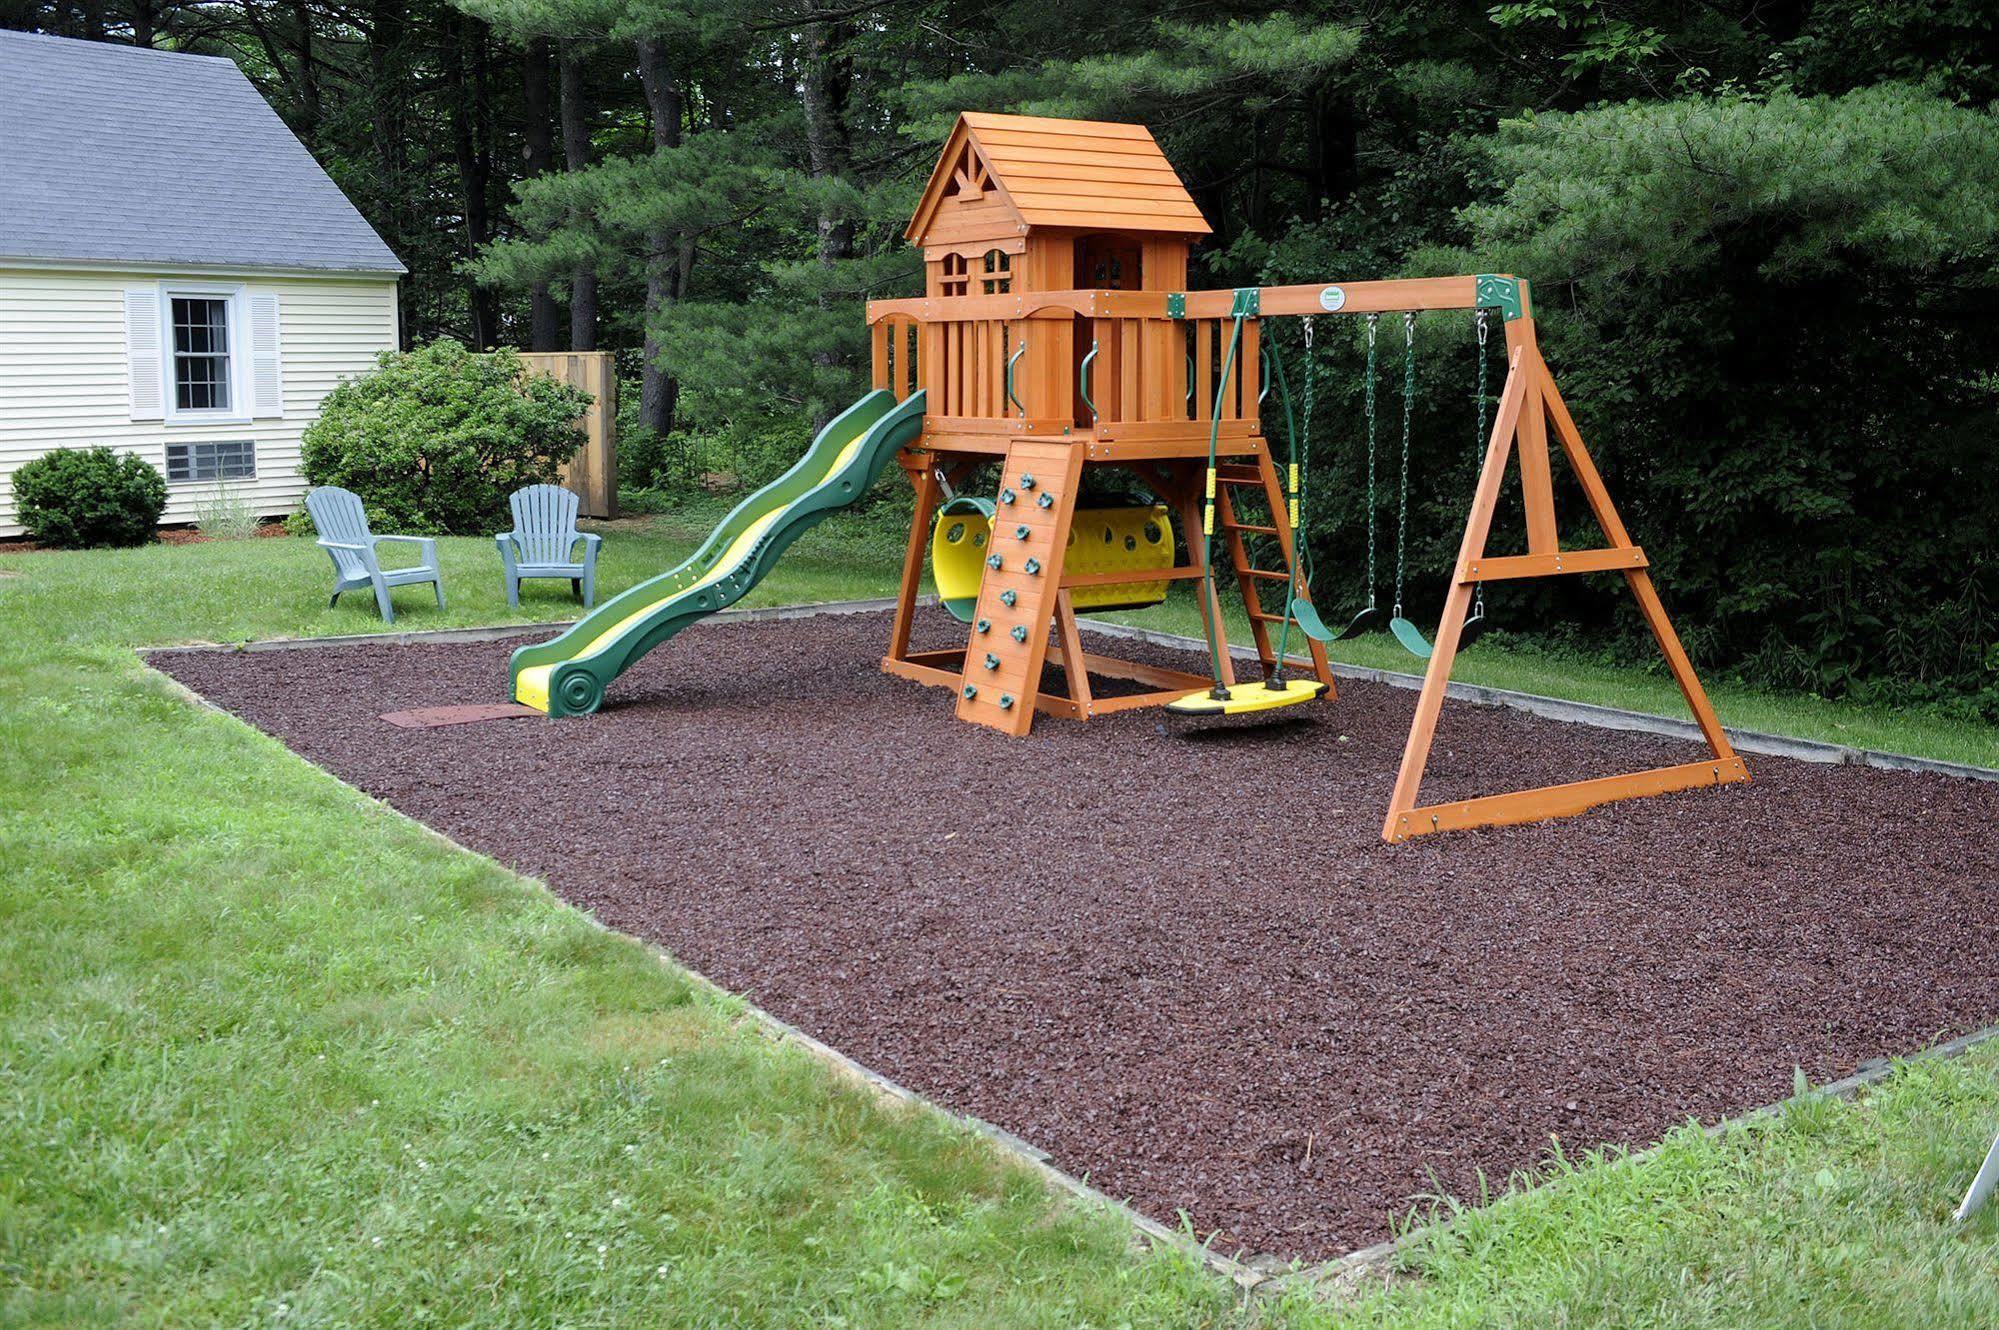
[514,664,553,713]
[1164,678,1328,716]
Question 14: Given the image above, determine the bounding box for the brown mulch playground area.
[153,608,1999,1260]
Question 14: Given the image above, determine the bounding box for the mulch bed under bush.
[153,608,1999,1259]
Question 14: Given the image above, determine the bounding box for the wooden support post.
[1506,317,1558,554]
[885,453,943,668]
[1053,589,1094,718]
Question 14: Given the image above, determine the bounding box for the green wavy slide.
[510,388,926,716]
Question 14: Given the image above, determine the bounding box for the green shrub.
[12,447,167,548]
[300,340,592,534]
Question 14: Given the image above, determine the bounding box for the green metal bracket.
[1474,274,1526,322]
[1231,288,1260,317]
[1087,338,1103,426]
[1166,292,1186,319]
[1005,340,1027,416]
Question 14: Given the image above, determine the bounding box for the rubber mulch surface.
[152,607,1999,1259]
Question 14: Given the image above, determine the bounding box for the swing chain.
[1471,308,1490,620]
[1394,311,1415,621]
[1298,316,1315,523]
[1364,314,1378,609]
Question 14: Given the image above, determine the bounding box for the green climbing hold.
[975,618,990,633]
[1036,492,1053,509]
[1010,625,1028,642]
[962,684,977,699]
[999,489,1016,505]
[998,693,1015,709]
[1015,524,1030,539]
[984,653,999,670]
[1024,557,1041,575]
[1019,473,1035,489]
[986,554,1003,570]
[1000,590,1017,607]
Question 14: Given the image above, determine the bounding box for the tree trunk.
[1304,89,1358,210]
[292,2,320,149]
[522,35,560,350]
[798,9,855,427]
[636,35,685,438]
[447,12,498,347]
[559,40,597,352]
[130,0,158,46]
[800,14,856,273]
[368,0,409,343]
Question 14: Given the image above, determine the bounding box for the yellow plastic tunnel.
[931,496,1175,623]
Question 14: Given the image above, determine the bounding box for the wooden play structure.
[869,112,1747,841]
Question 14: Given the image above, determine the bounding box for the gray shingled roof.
[0,30,404,274]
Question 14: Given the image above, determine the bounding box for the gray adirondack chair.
[305,486,445,624]
[496,484,600,608]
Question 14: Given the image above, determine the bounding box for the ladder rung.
[1248,610,1285,624]
[1243,568,1292,582]
[1222,522,1278,535]
[1216,467,1264,484]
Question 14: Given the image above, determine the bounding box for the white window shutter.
[249,291,283,418]
[124,287,164,420]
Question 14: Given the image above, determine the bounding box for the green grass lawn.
[3,512,1998,1327]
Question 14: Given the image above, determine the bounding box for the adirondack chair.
[496,484,601,608]
[304,486,445,624]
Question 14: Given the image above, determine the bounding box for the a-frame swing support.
[1380,283,1748,841]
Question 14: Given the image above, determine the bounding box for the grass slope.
[2,512,1995,1327]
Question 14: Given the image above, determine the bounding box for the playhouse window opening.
[981,250,1011,294]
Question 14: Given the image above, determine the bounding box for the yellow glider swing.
[1166,290,1331,719]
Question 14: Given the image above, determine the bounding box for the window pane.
[165,441,256,483]
[171,297,232,412]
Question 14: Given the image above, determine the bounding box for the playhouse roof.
[905,112,1212,243]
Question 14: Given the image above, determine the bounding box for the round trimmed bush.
[12,446,168,548]
[301,340,593,535]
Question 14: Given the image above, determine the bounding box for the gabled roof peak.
[907,112,1210,244]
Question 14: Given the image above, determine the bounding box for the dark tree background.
[6,0,1996,713]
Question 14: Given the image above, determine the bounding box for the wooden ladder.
[1211,451,1333,687]
[955,440,1086,736]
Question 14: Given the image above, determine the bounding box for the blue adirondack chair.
[496,484,601,608]
[305,486,445,624]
